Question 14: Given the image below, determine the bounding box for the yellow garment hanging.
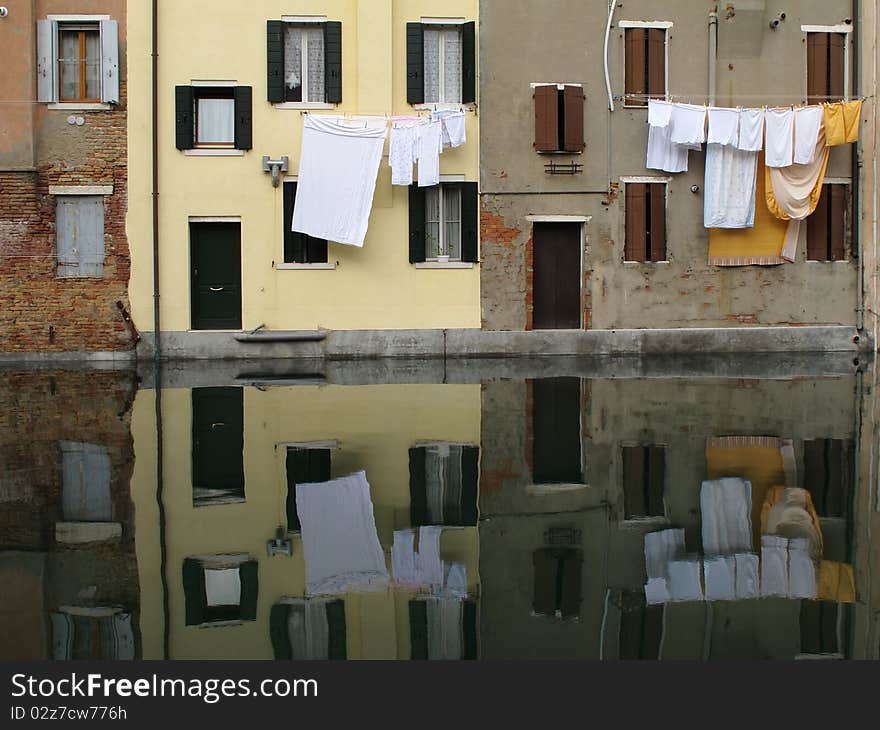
[824,99,862,147]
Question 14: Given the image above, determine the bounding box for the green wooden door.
[190,222,242,330]
[191,388,244,495]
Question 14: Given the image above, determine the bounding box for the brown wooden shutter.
[829,184,846,260]
[648,447,665,516]
[807,186,830,260]
[562,85,585,153]
[647,28,666,100]
[829,33,846,101]
[625,28,647,106]
[807,33,829,104]
[649,183,666,261]
[625,183,647,261]
[622,446,646,518]
[534,84,559,152]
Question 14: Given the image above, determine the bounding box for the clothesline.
[299,105,470,118]
[620,93,871,104]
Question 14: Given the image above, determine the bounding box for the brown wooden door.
[533,223,582,330]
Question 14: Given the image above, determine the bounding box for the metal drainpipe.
[708,9,718,106]
[853,0,864,334]
[152,0,161,362]
[151,0,170,660]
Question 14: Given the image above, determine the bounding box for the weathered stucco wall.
[480,0,863,331]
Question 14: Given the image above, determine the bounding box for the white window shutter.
[100,19,120,104]
[37,19,57,103]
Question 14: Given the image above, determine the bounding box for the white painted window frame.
[620,176,671,264]
[618,21,672,109]
[423,23,463,106]
[45,15,114,108]
[425,183,463,262]
[277,17,330,108]
[801,25,853,102]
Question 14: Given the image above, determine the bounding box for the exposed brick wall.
[0,370,137,551]
[0,67,133,354]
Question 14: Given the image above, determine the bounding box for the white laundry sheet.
[417,119,444,187]
[389,122,420,186]
[296,470,389,596]
[392,527,467,596]
[793,105,824,165]
[704,557,736,601]
[648,99,673,128]
[291,114,388,248]
[433,109,467,149]
[737,108,765,152]
[788,538,818,599]
[667,560,704,602]
[700,477,754,553]
[707,107,740,147]
[646,123,689,174]
[644,528,686,580]
[734,553,760,599]
[204,568,241,607]
[764,108,794,168]
[669,103,707,147]
[704,144,759,228]
[760,535,789,597]
[426,597,464,660]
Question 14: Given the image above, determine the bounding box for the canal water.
[2,353,877,660]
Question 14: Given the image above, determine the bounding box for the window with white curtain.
[284,25,326,103]
[195,90,235,147]
[423,26,463,104]
[424,443,465,526]
[425,184,462,260]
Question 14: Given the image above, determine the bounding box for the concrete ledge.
[138,332,324,361]
[446,326,866,357]
[55,522,122,545]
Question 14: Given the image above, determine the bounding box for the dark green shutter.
[175,86,194,151]
[287,448,331,531]
[239,561,259,621]
[461,21,476,104]
[324,22,343,104]
[406,23,425,105]
[182,559,206,626]
[460,182,479,263]
[409,601,428,660]
[460,446,479,526]
[326,600,347,660]
[409,447,428,526]
[234,86,253,150]
[462,601,478,660]
[408,185,427,264]
[267,20,285,103]
[283,183,306,264]
[269,604,292,660]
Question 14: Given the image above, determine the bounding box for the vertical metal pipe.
[708,10,718,106]
[853,0,864,333]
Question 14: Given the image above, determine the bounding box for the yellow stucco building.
[127,0,480,352]
[131,382,482,659]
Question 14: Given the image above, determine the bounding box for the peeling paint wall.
[479,0,864,331]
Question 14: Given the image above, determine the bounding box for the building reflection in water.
[2,356,880,660]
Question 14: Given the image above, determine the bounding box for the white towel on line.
[764,108,795,168]
[646,123,689,174]
[793,106,824,165]
[669,103,707,147]
[648,99,673,128]
[707,107,740,147]
[700,478,754,554]
[737,108,765,152]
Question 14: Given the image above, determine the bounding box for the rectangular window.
[406,22,476,106]
[622,446,666,520]
[425,185,461,260]
[60,442,112,522]
[267,21,342,104]
[532,378,583,485]
[807,184,848,261]
[409,444,479,527]
[38,19,119,105]
[175,86,252,151]
[195,89,235,147]
[533,548,583,620]
[182,557,258,626]
[408,182,479,264]
[533,84,585,153]
[270,600,347,660]
[625,182,666,262]
[283,181,329,264]
[284,25,325,103]
[624,27,666,107]
[286,447,332,533]
[807,32,847,103]
[803,439,853,518]
[58,24,101,102]
[56,195,104,278]
[424,26,463,104]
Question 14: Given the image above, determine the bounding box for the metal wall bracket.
[262,156,289,187]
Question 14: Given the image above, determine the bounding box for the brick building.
[0,1,135,358]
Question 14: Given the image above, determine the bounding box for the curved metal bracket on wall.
[262,156,289,187]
